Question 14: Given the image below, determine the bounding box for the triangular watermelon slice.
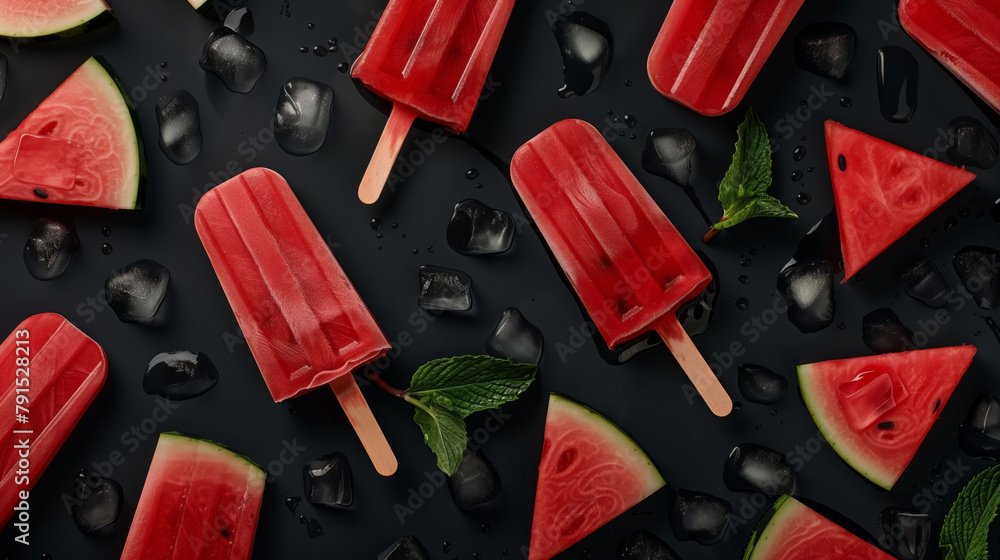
[798,345,976,489]
[0,56,145,209]
[529,394,665,560]
[0,0,115,40]
[824,120,976,280]
[743,495,894,559]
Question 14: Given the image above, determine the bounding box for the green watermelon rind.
[160,431,265,473]
[797,362,896,489]
[548,393,666,488]
[88,55,147,210]
[741,494,793,560]
[0,5,117,42]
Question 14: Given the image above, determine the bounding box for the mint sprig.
[940,464,1000,560]
[704,107,797,243]
[372,355,537,475]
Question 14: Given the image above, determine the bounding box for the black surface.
[1,0,999,559]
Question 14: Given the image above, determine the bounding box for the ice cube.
[155,90,202,165]
[223,6,254,35]
[199,27,266,94]
[785,210,843,273]
[303,453,353,507]
[105,260,170,324]
[23,216,79,280]
[948,117,997,169]
[737,364,788,404]
[877,46,919,123]
[776,259,835,333]
[959,395,1000,461]
[143,351,218,400]
[676,251,718,336]
[900,258,950,308]
[862,308,915,354]
[617,530,680,560]
[275,78,335,156]
[837,366,908,431]
[447,447,501,511]
[377,535,430,560]
[723,443,796,497]
[553,12,613,98]
[953,246,1000,309]
[418,266,473,312]
[446,199,515,255]
[485,307,543,364]
[70,470,123,535]
[793,22,856,79]
[667,489,731,545]
[878,507,930,560]
[642,128,696,186]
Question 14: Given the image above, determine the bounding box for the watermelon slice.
[0,56,145,209]
[798,345,976,489]
[824,120,976,280]
[529,394,666,560]
[120,432,266,559]
[742,495,894,559]
[0,0,116,40]
[188,0,217,14]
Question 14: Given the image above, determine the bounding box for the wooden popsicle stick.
[328,374,398,476]
[357,104,419,204]
[655,315,733,417]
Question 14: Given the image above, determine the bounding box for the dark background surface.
[1,0,998,558]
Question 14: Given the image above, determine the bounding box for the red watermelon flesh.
[742,495,894,559]
[0,0,114,39]
[798,345,976,489]
[120,432,266,560]
[0,56,145,209]
[529,394,665,560]
[824,120,976,280]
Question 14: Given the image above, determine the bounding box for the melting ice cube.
[223,6,254,35]
[900,258,949,308]
[777,259,835,333]
[156,90,202,165]
[667,489,731,545]
[959,395,1000,461]
[143,351,218,400]
[723,443,796,497]
[70,470,123,535]
[199,27,266,94]
[953,245,1000,310]
[303,453,353,507]
[793,22,856,80]
[837,367,908,431]
[737,364,788,404]
[447,447,501,511]
[948,116,997,169]
[876,46,918,123]
[446,199,515,255]
[377,535,430,560]
[642,128,696,187]
[23,216,79,281]
[105,260,170,324]
[418,266,473,312]
[862,308,915,354]
[878,507,930,560]
[485,307,543,364]
[275,78,335,156]
[617,530,680,560]
[553,12,613,98]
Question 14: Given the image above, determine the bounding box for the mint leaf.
[940,463,1000,560]
[407,355,537,417]
[707,108,797,240]
[410,400,467,475]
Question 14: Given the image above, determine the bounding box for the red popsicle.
[510,119,732,416]
[899,0,1000,115]
[1,313,107,527]
[351,0,516,204]
[647,0,805,116]
[195,168,397,475]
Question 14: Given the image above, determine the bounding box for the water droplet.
[920,237,931,247]
[160,61,168,68]
[975,330,982,337]
[101,226,111,237]
[307,22,315,30]
[285,497,301,512]
[791,170,803,181]
[740,258,752,267]
[793,146,806,161]
[328,38,338,46]
[736,297,750,310]
[807,166,814,173]
[733,402,743,411]
[623,114,637,128]
[629,134,636,140]
[797,192,812,205]
[375,233,383,239]
[337,62,349,73]
[427,246,435,253]
[475,182,483,189]
[299,46,308,53]
[466,168,480,180]
[101,243,113,255]
[959,206,972,219]
[738,274,750,284]
[370,218,383,231]
[391,222,398,229]
[160,75,168,82]
[481,523,491,535]
[313,45,328,57]
[624,80,633,87]
[944,215,959,229]
[443,542,453,553]
[840,96,853,107]
[328,45,338,53]
[412,248,418,254]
